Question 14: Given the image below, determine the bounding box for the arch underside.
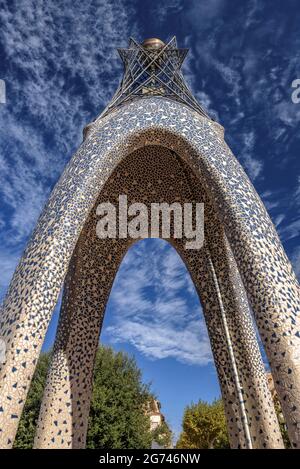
[0,98,299,449]
[34,145,283,449]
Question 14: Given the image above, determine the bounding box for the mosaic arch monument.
[0,37,300,449]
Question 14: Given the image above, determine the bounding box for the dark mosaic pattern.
[34,146,283,449]
[0,97,299,448]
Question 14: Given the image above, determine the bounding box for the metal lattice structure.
[100,36,211,119]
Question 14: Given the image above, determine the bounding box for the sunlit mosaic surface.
[0,96,299,449]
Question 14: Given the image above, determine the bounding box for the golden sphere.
[142,38,165,50]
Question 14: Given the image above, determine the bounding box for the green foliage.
[14,352,51,448]
[177,393,291,449]
[176,399,230,449]
[12,349,291,450]
[151,421,173,448]
[14,346,156,449]
[86,346,152,449]
[273,393,291,448]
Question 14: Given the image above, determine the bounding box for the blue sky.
[0,0,299,440]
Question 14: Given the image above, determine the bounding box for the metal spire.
[100,36,211,119]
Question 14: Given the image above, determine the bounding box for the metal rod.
[207,251,253,449]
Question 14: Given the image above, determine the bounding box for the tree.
[272,392,291,448]
[151,421,173,448]
[176,399,229,449]
[86,346,152,449]
[14,346,160,449]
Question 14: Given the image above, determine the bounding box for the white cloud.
[0,0,139,296]
[278,218,300,242]
[0,0,139,246]
[291,247,300,280]
[276,100,300,127]
[105,240,213,366]
[186,0,225,27]
[107,319,212,366]
[0,248,20,300]
[274,213,285,227]
[181,42,219,120]
[238,131,263,181]
[276,180,300,242]
[152,0,184,25]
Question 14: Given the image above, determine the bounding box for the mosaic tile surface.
[0,97,299,448]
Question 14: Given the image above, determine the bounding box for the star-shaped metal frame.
[100,37,211,119]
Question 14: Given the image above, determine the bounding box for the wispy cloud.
[291,247,300,280]
[278,218,300,242]
[0,0,139,295]
[0,247,20,300]
[104,240,213,366]
[260,182,300,257]
[152,0,184,25]
[239,131,263,181]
